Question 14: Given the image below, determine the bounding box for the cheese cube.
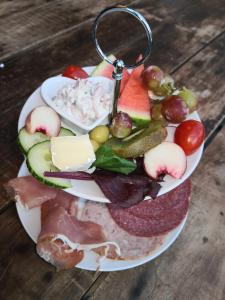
[50,134,95,171]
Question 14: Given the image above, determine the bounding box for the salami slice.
[108,180,191,237]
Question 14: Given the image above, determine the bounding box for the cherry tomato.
[62,65,89,79]
[174,120,205,155]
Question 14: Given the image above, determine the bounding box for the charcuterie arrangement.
[5,53,204,270]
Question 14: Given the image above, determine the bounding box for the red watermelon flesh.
[91,54,130,93]
[118,64,151,126]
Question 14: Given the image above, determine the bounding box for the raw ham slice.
[37,237,84,270]
[37,194,119,270]
[37,192,85,270]
[38,206,106,245]
[41,190,77,223]
[108,180,191,237]
[37,204,106,270]
[5,176,57,209]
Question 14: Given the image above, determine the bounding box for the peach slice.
[25,106,61,137]
[144,141,187,179]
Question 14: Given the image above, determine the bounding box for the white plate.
[41,75,113,132]
[16,161,187,271]
[18,66,204,203]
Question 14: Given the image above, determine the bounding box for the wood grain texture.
[0,0,50,18]
[81,127,225,300]
[0,0,129,61]
[1,0,225,61]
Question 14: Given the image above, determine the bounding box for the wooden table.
[0,1,225,299]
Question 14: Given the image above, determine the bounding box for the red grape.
[142,66,164,91]
[161,95,189,123]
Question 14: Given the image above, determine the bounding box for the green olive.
[90,139,100,152]
[89,126,109,144]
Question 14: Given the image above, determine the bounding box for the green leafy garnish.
[92,144,136,175]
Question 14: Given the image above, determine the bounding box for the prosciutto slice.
[38,206,106,245]
[41,190,77,222]
[37,192,109,270]
[5,176,57,209]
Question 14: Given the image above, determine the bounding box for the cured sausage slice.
[108,180,191,237]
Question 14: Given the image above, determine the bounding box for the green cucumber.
[18,128,49,155]
[26,140,71,188]
[59,127,75,137]
[18,127,75,155]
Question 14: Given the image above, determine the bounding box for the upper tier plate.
[18,66,204,203]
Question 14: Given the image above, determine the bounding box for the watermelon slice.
[91,54,130,93]
[118,64,151,127]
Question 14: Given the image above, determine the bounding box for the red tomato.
[174,120,205,155]
[62,65,89,79]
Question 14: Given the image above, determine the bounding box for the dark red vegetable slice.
[44,171,92,180]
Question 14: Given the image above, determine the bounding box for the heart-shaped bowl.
[41,75,114,132]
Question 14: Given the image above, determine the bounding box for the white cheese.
[50,135,95,171]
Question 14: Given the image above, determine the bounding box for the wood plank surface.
[0,0,49,18]
[0,1,225,299]
[0,0,129,61]
[1,0,225,61]
[81,126,225,300]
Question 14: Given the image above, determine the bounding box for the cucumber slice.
[26,140,71,188]
[59,127,75,136]
[18,128,49,155]
[18,127,75,155]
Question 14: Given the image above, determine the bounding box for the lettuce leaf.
[92,145,136,175]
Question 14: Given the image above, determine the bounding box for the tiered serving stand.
[16,7,203,271]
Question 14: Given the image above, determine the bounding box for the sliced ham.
[37,191,86,270]
[41,190,78,223]
[79,201,164,260]
[37,193,116,270]
[5,176,57,209]
[38,206,106,245]
[37,237,84,270]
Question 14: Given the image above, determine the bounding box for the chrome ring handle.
[92,6,152,69]
[92,6,153,119]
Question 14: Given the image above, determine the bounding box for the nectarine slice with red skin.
[144,141,187,179]
[25,106,61,137]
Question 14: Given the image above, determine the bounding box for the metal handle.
[92,6,153,119]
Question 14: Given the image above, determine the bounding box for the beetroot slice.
[107,180,191,237]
